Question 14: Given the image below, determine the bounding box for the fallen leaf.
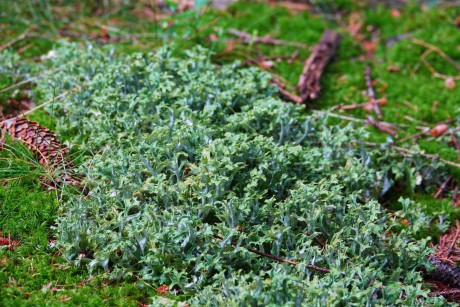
[400,219,410,225]
[430,123,449,137]
[362,40,377,58]
[209,33,218,41]
[60,295,71,302]
[445,77,456,89]
[391,8,401,18]
[258,60,275,69]
[347,13,364,40]
[156,284,169,295]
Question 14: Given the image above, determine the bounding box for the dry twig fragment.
[228,29,308,48]
[365,66,382,118]
[271,78,302,104]
[366,115,397,138]
[297,30,341,103]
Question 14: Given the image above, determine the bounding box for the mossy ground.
[1,1,459,305]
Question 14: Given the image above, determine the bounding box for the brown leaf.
[362,40,377,58]
[400,219,410,225]
[430,123,449,137]
[347,13,364,40]
[156,285,169,295]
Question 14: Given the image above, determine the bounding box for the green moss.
[0,179,153,306]
[1,1,459,305]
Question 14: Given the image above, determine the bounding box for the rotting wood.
[296,30,341,103]
[426,255,460,288]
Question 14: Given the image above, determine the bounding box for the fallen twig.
[297,30,341,103]
[363,142,460,169]
[228,29,308,48]
[410,37,460,72]
[435,176,453,199]
[397,128,430,144]
[366,115,398,138]
[411,38,460,80]
[271,78,302,104]
[365,66,382,118]
[0,64,71,94]
[216,235,330,273]
[0,91,68,124]
[0,28,31,53]
[427,255,460,288]
[338,98,387,111]
[245,246,330,273]
[452,187,459,207]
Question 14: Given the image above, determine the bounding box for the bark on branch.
[297,30,341,103]
[427,255,460,288]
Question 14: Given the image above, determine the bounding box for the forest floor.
[1,1,460,305]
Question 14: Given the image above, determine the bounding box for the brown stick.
[361,141,460,169]
[366,115,398,138]
[297,30,341,103]
[365,66,382,119]
[452,186,459,207]
[428,289,460,297]
[245,246,330,273]
[271,78,302,104]
[215,235,330,273]
[435,176,453,199]
[427,255,460,288]
[228,29,308,48]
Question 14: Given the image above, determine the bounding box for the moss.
[0,0,459,305]
[0,179,153,306]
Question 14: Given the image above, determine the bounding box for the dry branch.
[228,29,308,48]
[365,66,382,118]
[271,78,302,104]
[427,255,460,288]
[297,30,341,103]
[216,235,330,273]
[366,115,398,138]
